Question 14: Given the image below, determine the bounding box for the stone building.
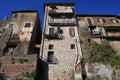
[76,14,120,80]
[0,10,41,79]
[76,14,120,54]
[39,3,82,80]
[0,10,41,56]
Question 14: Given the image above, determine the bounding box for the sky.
[0,0,120,29]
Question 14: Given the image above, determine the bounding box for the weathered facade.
[77,14,120,54]
[0,10,41,56]
[0,10,41,79]
[76,14,120,80]
[39,3,82,80]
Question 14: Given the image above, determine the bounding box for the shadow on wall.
[35,58,48,80]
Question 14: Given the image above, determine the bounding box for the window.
[71,44,75,49]
[49,44,54,49]
[97,18,104,23]
[13,13,18,18]
[111,19,118,23]
[47,51,54,62]
[87,18,92,25]
[49,28,54,35]
[24,23,31,28]
[69,28,75,37]
[59,29,63,34]
[8,24,13,29]
[21,32,24,35]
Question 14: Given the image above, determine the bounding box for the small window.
[8,24,13,29]
[13,13,18,18]
[24,23,31,28]
[87,18,92,25]
[49,44,54,49]
[50,5,57,9]
[59,29,63,34]
[21,32,24,35]
[97,18,104,23]
[71,44,75,49]
[111,19,118,23]
[69,28,75,37]
[49,28,54,35]
[47,51,54,62]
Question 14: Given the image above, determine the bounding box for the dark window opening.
[59,29,63,34]
[49,28,54,35]
[71,44,75,49]
[13,13,18,18]
[87,18,92,26]
[8,24,13,29]
[24,23,31,28]
[21,32,24,35]
[49,44,54,49]
[103,19,106,23]
[97,18,104,23]
[111,19,119,23]
[47,51,54,62]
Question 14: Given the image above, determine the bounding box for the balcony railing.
[48,9,74,16]
[44,32,64,40]
[48,18,76,26]
[47,56,59,64]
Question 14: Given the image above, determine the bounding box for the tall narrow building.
[0,10,41,79]
[0,10,41,55]
[40,3,82,80]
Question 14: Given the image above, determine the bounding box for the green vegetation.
[18,58,28,64]
[90,40,120,69]
[15,77,23,80]
[85,77,92,80]
[80,39,84,44]
[81,60,86,67]
[70,74,75,80]
[104,27,120,31]
[81,60,86,75]
[26,72,34,80]
[0,74,5,80]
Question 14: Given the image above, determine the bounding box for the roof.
[76,14,117,17]
[44,3,74,12]
[12,10,38,13]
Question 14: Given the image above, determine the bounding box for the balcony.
[48,8,74,16]
[48,18,76,26]
[6,39,18,47]
[103,26,120,38]
[104,26,120,32]
[44,32,64,40]
[6,34,20,47]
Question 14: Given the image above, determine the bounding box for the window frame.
[97,18,104,23]
[49,44,54,50]
[8,23,14,29]
[13,13,18,18]
[24,23,31,28]
[71,44,75,49]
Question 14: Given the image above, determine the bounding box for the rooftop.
[12,10,38,13]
